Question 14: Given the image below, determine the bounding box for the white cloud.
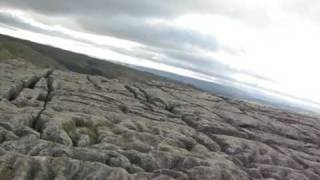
[0,1,320,104]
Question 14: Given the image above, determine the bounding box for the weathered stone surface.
[0,59,320,180]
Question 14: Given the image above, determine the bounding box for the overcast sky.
[0,0,320,103]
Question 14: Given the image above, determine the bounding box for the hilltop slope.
[2,34,319,113]
[0,59,319,180]
[0,34,172,83]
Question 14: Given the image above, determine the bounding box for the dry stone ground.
[0,59,320,180]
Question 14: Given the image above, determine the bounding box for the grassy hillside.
[0,37,62,68]
[0,34,168,82]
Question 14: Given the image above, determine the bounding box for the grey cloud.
[0,12,40,33]
[101,44,241,81]
[104,44,274,82]
[0,0,273,84]
[165,51,275,83]
[78,15,218,51]
[0,12,67,38]
[0,11,221,72]
[0,12,104,47]
[0,0,269,23]
[156,48,247,80]
[0,1,215,17]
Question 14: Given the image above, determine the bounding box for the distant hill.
[130,65,320,113]
[0,34,170,83]
[1,33,319,113]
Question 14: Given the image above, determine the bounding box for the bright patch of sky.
[0,0,320,104]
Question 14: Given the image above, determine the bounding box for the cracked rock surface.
[0,59,320,180]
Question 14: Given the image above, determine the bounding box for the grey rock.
[0,59,320,180]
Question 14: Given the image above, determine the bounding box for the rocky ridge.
[0,59,320,180]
